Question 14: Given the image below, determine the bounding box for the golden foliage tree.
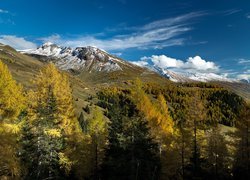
[0,60,25,119]
[131,78,174,141]
[26,63,83,177]
[88,107,108,177]
[0,60,25,178]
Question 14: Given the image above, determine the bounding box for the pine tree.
[78,112,88,134]
[233,104,250,179]
[101,93,160,180]
[206,126,231,179]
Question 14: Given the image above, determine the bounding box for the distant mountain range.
[22,42,249,84]
[142,63,249,84]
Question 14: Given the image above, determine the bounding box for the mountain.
[22,42,247,84]
[21,42,168,84]
[151,67,234,83]
[1,42,249,102]
[22,42,134,73]
[239,79,250,84]
[151,67,249,101]
[0,43,170,113]
[148,66,193,82]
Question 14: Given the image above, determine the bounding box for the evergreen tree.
[206,126,231,179]
[22,86,65,179]
[101,93,160,180]
[233,104,250,179]
[185,91,207,179]
[78,112,88,134]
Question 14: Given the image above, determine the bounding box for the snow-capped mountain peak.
[155,68,237,83]
[22,43,123,72]
[143,64,236,83]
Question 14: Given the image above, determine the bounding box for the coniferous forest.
[0,60,249,180]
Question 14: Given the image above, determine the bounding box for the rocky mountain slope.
[22,42,135,73]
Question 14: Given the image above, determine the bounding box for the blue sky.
[0,0,249,80]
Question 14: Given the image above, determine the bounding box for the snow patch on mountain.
[131,55,241,83]
[22,43,123,72]
[157,68,235,83]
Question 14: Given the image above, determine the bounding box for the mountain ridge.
[22,42,249,84]
[21,42,136,73]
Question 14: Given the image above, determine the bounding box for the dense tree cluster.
[0,60,249,179]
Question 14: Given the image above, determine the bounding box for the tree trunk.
[194,119,198,176]
[181,126,185,180]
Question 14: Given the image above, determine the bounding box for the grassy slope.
[0,45,172,116]
[216,81,250,102]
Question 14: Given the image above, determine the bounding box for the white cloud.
[150,55,184,68]
[131,61,149,67]
[0,9,8,14]
[39,34,61,43]
[140,56,151,61]
[185,56,219,71]
[112,52,122,56]
[40,27,188,51]
[39,12,204,51]
[0,35,37,50]
[141,12,204,31]
[237,74,250,80]
[138,55,218,72]
[223,9,242,16]
[238,58,250,64]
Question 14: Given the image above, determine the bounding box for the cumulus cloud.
[39,12,204,51]
[185,56,219,71]
[137,55,219,72]
[150,55,184,68]
[0,35,37,50]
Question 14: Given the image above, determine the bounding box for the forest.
[0,60,249,180]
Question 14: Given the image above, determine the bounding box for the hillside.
[0,43,249,179]
[0,43,170,114]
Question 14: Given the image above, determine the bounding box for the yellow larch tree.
[25,63,84,178]
[0,60,25,178]
[131,78,174,141]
